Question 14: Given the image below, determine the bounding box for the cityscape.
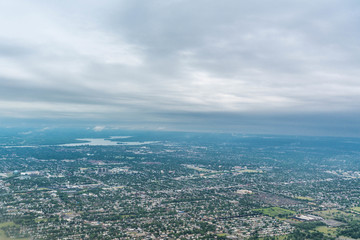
[1,0,360,239]
[0,129,359,239]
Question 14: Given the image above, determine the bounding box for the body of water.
[60,138,159,146]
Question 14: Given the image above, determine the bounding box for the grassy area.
[255,207,295,217]
[315,209,341,217]
[0,222,29,240]
[295,196,314,201]
[216,233,228,237]
[0,230,10,240]
[351,207,360,213]
[259,235,288,240]
[0,223,15,228]
[35,218,48,223]
[315,209,360,221]
[315,226,337,238]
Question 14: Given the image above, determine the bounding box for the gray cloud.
[0,0,360,135]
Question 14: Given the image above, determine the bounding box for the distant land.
[0,128,359,239]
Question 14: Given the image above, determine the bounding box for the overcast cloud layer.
[0,0,360,135]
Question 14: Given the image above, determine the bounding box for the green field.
[255,207,295,217]
[315,226,337,238]
[351,207,360,213]
[216,233,228,237]
[315,209,360,221]
[0,223,15,228]
[259,235,288,240]
[295,196,314,201]
[35,217,48,223]
[0,222,29,240]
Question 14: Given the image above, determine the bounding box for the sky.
[0,0,360,136]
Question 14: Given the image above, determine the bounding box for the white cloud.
[93,126,106,132]
[0,0,359,134]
